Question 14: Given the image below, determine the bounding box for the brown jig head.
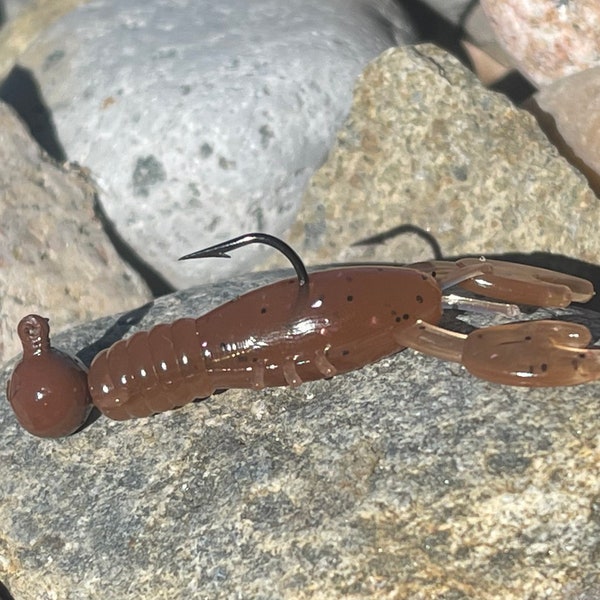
[7,314,92,438]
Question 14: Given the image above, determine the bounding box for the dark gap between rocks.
[0,65,66,161]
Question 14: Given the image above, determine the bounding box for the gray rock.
[0,100,151,365]
[11,0,414,289]
[1,267,599,599]
[275,44,600,269]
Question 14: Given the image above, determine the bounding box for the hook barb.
[179,232,309,286]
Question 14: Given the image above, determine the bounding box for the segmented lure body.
[89,267,441,420]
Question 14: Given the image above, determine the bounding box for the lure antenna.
[179,232,309,287]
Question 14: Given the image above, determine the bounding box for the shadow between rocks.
[0,65,66,162]
[0,580,14,600]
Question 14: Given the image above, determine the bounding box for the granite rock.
[273,44,600,270]
[8,0,414,289]
[0,100,151,365]
[1,268,599,598]
[481,0,600,86]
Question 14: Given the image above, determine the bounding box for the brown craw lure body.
[89,266,442,421]
[6,233,600,438]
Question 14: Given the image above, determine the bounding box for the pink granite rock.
[529,66,600,196]
[481,0,600,86]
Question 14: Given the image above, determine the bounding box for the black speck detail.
[431,271,437,278]
[342,350,350,356]
[395,317,401,323]
[486,452,531,475]
[419,324,426,330]
[416,295,423,304]
[525,335,532,341]
[43,49,65,70]
[579,352,586,359]
[259,124,274,148]
[132,155,166,197]
[346,295,353,302]
[452,165,468,181]
[252,357,258,362]
[541,363,548,372]
[218,156,236,170]
[260,307,267,314]
[200,143,213,158]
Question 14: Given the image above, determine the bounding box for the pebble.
[7,0,414,288]
[271,44,599,269]
[0,100,151,365]
[480,0,600,86]
[1,269,599,599]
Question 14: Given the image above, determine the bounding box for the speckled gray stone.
[10,0,414,289]
[274,44,600,270]
[1,267,599,599]
[0,100,151,365]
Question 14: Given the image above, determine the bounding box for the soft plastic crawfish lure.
[6,233,597,438]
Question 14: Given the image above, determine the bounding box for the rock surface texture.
[0,101,151,365]
[275,45,600,269]
[7,0,414,288]
[0,270,599,599]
